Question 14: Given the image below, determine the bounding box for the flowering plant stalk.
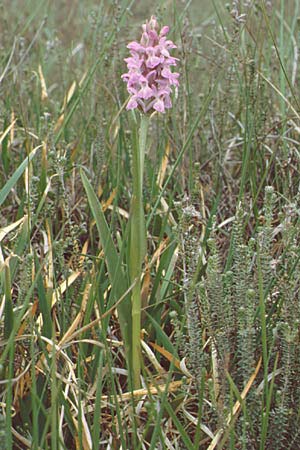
[130,115,149,389]
[122,16,179,388]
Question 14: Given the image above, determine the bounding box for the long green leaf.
[80,169,132,366]
[35,253,52,339]
[163,400,194,449]
[146,312,177,357]
[0,145,41,206]
[3,263,14,340]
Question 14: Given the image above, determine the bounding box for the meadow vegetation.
[0,0,300,449]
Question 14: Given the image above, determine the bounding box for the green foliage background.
[0,1,300,449]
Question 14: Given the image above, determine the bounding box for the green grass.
[1,0,300,448]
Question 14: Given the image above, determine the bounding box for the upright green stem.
[257,246,269,450]
[130,114,149,389]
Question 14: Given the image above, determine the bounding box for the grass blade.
[0,145,41,206]
[80,169,132,370]
[3,262,14,340]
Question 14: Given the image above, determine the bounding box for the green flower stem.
[130,114,149,389]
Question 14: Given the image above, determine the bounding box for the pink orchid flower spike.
[122,16,179,114]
